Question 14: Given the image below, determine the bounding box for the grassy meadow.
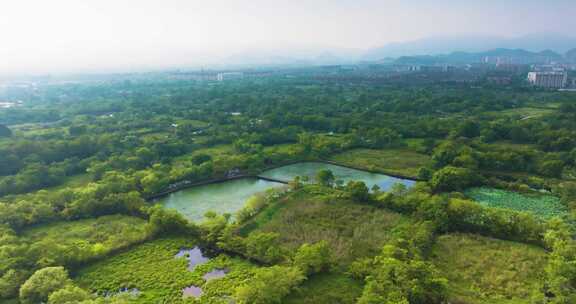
[20,215,149,265]
[241,186,413,267]
[75,237,261,303]
[284,272,363,304]
[329,148,431,179]
[431,233,548,304]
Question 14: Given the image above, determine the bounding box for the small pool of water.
[260,162,415,191]
[183,285,203,298]
[157,178,284,222]
[175,247,210,271]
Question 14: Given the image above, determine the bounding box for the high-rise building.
[527,71,567,89]
[217,72,244,81]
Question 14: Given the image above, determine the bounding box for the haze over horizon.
[1,0,575,74]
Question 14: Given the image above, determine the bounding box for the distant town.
[1,48,575,105]
[158,48,576,90]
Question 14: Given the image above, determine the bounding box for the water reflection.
[260,162,415,191]
[175,247,210,270]
[182,285,203,298]
[158,178,284,222]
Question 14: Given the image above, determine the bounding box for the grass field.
[465,187,568,220]
[431,233,548,304]
[241,186,413,267]
[329,148,431,179]
[20,215,149,264]
[263,143,302,155]
[173,144,234,164]
[284,272,363,304]
[75,237,260,303]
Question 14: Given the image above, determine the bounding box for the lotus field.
[465,187,568,220]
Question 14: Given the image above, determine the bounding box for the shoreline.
[147,159,419,201]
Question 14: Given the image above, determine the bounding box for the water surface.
[260,162,414,191]
[175,247,210,270]
[158,178,284,222]
[182,285,203,298]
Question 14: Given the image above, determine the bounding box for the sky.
[0,0,575,74]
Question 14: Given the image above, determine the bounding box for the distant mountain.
[566,48,576,63]
[364,33,576,60]
[393,48,564,65]
[225,48,362,66]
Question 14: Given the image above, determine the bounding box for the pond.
[157,178,284,222]
[176,246,229,299]
[158,162,415,222]
[260,162,415,191]
[182,285,203,298]
[175,247,211,271]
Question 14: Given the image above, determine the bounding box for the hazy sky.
[1,0,575,73]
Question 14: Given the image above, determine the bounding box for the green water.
[159,162,415,222]
[157,178,284,222]
[260,162,415,191]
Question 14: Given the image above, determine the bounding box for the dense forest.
[0,74,575,304]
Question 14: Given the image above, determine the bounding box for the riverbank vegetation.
[1,75,575,303]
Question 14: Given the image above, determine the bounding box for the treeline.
[418,139,576,186]
[2,78,575,198]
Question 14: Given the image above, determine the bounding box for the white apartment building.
[527,71,567,89]
[217,72,244,81]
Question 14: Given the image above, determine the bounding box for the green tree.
[0,269,26,298]
[456,120,480,138]
[200,212,229,244]
[147,205,191,237]
[431,142,460,168]
[417,167,433,180]
[346,181,370,202]
[191,153,211,165]
[316,169,335,187]
[19,267,71,304]
[543,219,576,304]
[244,232,284,264]
[48,285,91,304]
[537,160,565,178]
[297,132,315,154]
[430,166,480,192]
[68,125,87,136]
[234,266,305,304]
[293,241,332,275]
[358,244,447,304]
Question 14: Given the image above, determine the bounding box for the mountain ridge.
[364,34,576,60]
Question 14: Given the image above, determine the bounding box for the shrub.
[293,241,332,275]
[430,166,480,192]
[19,267,71,304]
[48,285,91,304]
[234,266,305,304]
